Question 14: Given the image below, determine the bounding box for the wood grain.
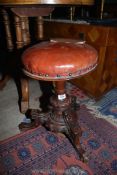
[44,21,117,99]
[0,0,94,5]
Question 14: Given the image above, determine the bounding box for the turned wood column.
[37,16,44,40]
[14,15,31,48]
[1,9,13,51]
[55,81,65,94]
[14,15,23,49]
[20,16,30,46]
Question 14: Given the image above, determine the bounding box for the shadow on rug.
[0,105,117,175]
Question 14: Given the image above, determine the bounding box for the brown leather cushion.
[22,39,98,81]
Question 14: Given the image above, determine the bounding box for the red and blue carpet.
[0,105,117,174]
[0,83,117,175]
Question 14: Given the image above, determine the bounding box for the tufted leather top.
[22,39,98,81]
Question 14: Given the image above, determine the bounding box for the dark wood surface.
[44,20,117,99]
[0,0,94,5]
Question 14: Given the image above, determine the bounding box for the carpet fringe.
[86,102,117,127]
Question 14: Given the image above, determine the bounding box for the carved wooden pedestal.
[19,80,84,160]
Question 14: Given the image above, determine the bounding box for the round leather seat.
[22,39,98,81]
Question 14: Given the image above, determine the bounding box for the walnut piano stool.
[20,38,98,161]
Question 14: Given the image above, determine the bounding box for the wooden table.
[0,0,94,90]
[0,0,94,5]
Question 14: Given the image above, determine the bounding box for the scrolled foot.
[19,121,38,132]
[19,108,52,132]
[63,110,85,161]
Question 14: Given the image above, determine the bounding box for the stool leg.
[46,81,84,160]
[63,102,85,161]
[19,78,36,131]
[20,78,29,113]
[18,80,84,160]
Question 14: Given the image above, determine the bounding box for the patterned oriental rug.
[79,105,117,175]
[0,105,117,175]
[0,83,117,175]
[67,83,117,127]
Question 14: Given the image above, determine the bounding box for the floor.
[1,77,116,142]
[0,78,42,141]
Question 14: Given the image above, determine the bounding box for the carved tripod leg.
[19,107,51,131]
[63,106,85,161]
[46,81,84,160]
[19,109,42,131]
[30,109,51,126]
